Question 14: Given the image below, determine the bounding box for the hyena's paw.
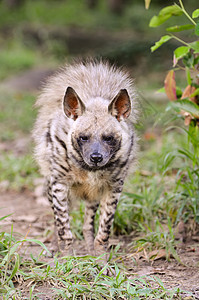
[44,240,74,258]
[58,240,74,257]
[94,239,116,275]
[94,239,108,260]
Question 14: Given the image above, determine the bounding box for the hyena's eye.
[102,135,114,144]
[79,135,89,142]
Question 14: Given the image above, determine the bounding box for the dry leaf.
[180,85,197,125]
[148,249,170,261]
[140,170,153,176]
[164,70,177,101]
[145,0,151,9]
[181,85,197,102]
[184,115,192,126]
[144,131,156,141]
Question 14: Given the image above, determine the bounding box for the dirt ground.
[1,188,199,299]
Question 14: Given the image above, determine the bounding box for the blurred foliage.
[0,92,36,138]
[147,0,199,226]
[0,0,196,80]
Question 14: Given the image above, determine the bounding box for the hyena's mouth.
[85,159,110,170]
[81,152,119,171]
[75,155,112,171]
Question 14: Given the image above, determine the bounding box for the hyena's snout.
[90,152,103,164]
[83,140,111,168]
[88,142,106,166]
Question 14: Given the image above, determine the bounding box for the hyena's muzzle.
[77,134,121,169]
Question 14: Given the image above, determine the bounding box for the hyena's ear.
[108,89,131,121]
[63,87,85,120]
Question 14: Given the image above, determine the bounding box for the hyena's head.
[63,87,131,170]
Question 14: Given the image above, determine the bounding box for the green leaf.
[170,99,199,118]
[93,263,109,283]
[190,88,199,97]
[157,87,165,93]
[189,41,199,53]
[0,243,19,267]
[23,238,52,256]
[173,46,190,66]
[194,55,199,65]
[195,20,199,36]
[186,67,192,85]
[183,52,194,68]
[149,14,171,27]
[151,35,172,52]
[149,5,183,27]
[0,214,13,222]
[178,149,194,161]
[192,8,199,18]
[159,5,182,16]
[176,86,183,98]
[166,24,195,32]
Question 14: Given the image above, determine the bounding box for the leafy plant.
[148,0,199,224]
[149,0,199,126]
[133,218,180,261]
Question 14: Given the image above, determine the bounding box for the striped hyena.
[33,60,138,257]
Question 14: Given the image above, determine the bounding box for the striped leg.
[83,202,99,255]
[94,183,123,257]
[45,178,59,254]
[48,177,73,254]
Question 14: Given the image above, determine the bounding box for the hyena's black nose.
[90,152,103,163]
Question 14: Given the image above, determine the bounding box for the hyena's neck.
[70,167,111,202]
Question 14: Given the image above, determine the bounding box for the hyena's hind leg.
[83,202,99,255]
[94,187,123,258]
[45,177,73,255]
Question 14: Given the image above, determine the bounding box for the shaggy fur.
[33,59,139,257]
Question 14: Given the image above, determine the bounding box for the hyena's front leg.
[45,177,58,253]
[49,178,73,254]
[94,185,123,257]
[83,202,99,255]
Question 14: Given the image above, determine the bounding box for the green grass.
[0,43,38,80]
[0,152,38,190]
[0,91,36,140]
[0,221,185,299]
[0,90,39,190]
